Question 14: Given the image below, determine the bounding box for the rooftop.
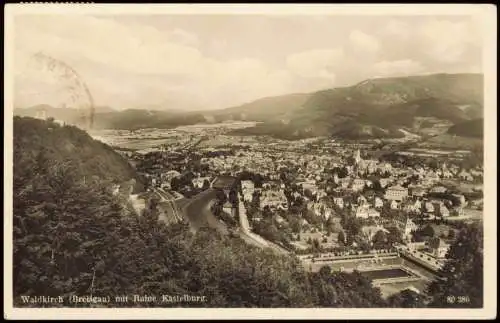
[212,175,239,190]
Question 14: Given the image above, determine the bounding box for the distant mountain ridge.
[14,105,207,131]
[208,93,311,123]
[226,73,483,139]
[14,73,483,139]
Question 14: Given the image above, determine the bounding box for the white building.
[459,170,473,181]
[374,197,384,209]
[431,186,447,194]
[241,180,255,191]
[403,218,418,237]
[334,197,344,209]
[385,185,408,201]
[424,202,435,214]
[351,178,365,191]
[355,206,369,218]
[439,205,450,217]
[222,201,234,216]
[379,178,391,188]
[428,238,450,258]
[390,200,400,210]
[192,177,210,189]
[367,208,380,218]
[355,206,380,218]
[452,206,465,217]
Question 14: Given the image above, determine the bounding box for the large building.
[403,217,418,241]
[212,175,239,194]
[428,238,450,258]
[384,185,408,201]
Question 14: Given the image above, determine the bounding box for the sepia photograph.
[3,3,497,320]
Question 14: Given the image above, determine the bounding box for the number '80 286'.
[447,296,471,304]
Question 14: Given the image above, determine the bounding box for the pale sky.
[14,14,483,111]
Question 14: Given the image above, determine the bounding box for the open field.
[417,134,483,150]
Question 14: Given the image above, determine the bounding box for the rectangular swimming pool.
[361,268,412,280]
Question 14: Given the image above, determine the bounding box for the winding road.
[179,188,288,254]
[181,188,228,234]
[152,188,183,224]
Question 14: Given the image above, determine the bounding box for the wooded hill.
[13,116,144,192]
[447,118,484,138]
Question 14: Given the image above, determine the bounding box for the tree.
[421,224,435,238]
[170,177,180,191]
[304,189,314,200]
[228,189,238,206]
[215,189,227,204]
[289,217,302,234]
[318,265,332,279]
[251,191,261,208]
[386,226,403,245]
[312,238,321,252]
[338,231,346,245]
[262,205,272,219]
[253,174,264,188]
[325,216,336,233]
[143,196,160,228]
[388,289,425,308]
[426,224,483,308]
[343,217,362,240]
[372,230,388,250]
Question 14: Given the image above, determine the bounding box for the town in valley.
[90,120,483,299]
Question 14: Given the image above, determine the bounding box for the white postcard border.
[3,3,497,320]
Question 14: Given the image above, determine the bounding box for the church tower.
[354,149,362,165]
[403,217,417,242]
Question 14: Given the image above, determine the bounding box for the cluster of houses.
[179,146,482,231]
[400,236,451,265]
[330,180,469,220]
[128,134,482,255]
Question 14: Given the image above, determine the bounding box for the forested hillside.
[447,118,484,138]
[14,116,144,192]
[226,73,483,139]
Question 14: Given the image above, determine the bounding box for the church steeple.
[354,149,361,165]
